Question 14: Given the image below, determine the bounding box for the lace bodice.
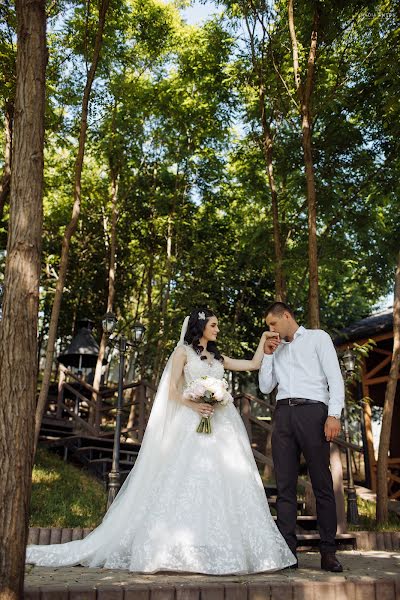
[183,344,225,385]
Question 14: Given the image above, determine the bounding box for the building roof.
[333,307,393,345]
[57,320,99,368]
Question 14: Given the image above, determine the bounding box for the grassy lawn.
[30,448,106,528]
[347,497,400,532]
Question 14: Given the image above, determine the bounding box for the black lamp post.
[341,348,359,525]
[102,312,146,509]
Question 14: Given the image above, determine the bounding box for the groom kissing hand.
[260,302,344,573]
[263,332,341,442]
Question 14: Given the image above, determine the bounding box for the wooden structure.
[48,364,155,442]
[335,307,399,496]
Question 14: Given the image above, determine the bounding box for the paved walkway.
[24,550,400,599]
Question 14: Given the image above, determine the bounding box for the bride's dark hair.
[184,308,223,362]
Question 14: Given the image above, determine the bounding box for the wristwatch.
[329,414,341,420]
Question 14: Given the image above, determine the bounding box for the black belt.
[278,397,323,406]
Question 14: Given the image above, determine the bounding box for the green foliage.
[0,0,398,384]
[30,448,106,528]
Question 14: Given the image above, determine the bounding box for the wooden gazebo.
[334,308,399,496]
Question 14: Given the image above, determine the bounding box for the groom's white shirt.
[259,325,344,417]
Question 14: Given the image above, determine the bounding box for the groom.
[259,302,344,572]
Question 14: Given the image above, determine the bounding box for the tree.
[240,0,287,301]
[0,0,46,597]
[376,252,400,523]
[34,0,111,452]
[287,0,320,327]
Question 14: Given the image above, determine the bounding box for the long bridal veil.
[27,316,190,567]
[104,314,189,518]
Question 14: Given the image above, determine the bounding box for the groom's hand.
[263,332,280,355]
[324,416,341,441]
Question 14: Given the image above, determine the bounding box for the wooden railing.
[52,365,155,442]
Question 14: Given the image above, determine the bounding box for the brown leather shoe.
[321,552,343,572]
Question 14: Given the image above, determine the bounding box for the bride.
[27,308,296,574]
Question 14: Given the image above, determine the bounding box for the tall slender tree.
[0,100,13,220]
[288,0,320,327]
[243,3,287,301]
[34,0,111,452]
[376,252,400,523]
[0,0,46,597]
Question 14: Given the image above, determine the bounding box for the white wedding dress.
[27,343,296,574]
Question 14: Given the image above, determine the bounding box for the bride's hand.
[188,401,214,417]
[263,332,280,354]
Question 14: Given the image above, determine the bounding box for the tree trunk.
[243,9,286,302]
[0,100,14,220]
[288,0,320,327]
[302,102,320,328]
[153,186,176,382]
[260,109,286,301]
[34,0,110,453]
[0,1,46,597]
[376,251,400,523]
[90,167,118,428]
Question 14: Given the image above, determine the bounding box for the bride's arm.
[169,347,214,416]
[222,332,271,372]
[169,346,186,404]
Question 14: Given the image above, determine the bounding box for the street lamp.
[340,347,359,525]
[102,311,118,335]
[102,312,146,509]
[342,347,356,373]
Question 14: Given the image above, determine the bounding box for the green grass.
[30,448,107,528]
[347,497,400,532]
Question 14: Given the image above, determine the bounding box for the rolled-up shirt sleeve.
[316,331,345,417]
[259,354,278,394]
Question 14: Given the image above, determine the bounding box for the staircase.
[40,417,140,484]
[264,482,356,550]
[40,416,75,440]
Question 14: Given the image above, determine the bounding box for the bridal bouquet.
[183,376,233,434]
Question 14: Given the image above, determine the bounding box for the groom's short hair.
[265,302,295,318]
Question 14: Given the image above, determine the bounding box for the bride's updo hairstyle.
[184,308,223,362]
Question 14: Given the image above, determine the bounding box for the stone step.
[267,495,305,511]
